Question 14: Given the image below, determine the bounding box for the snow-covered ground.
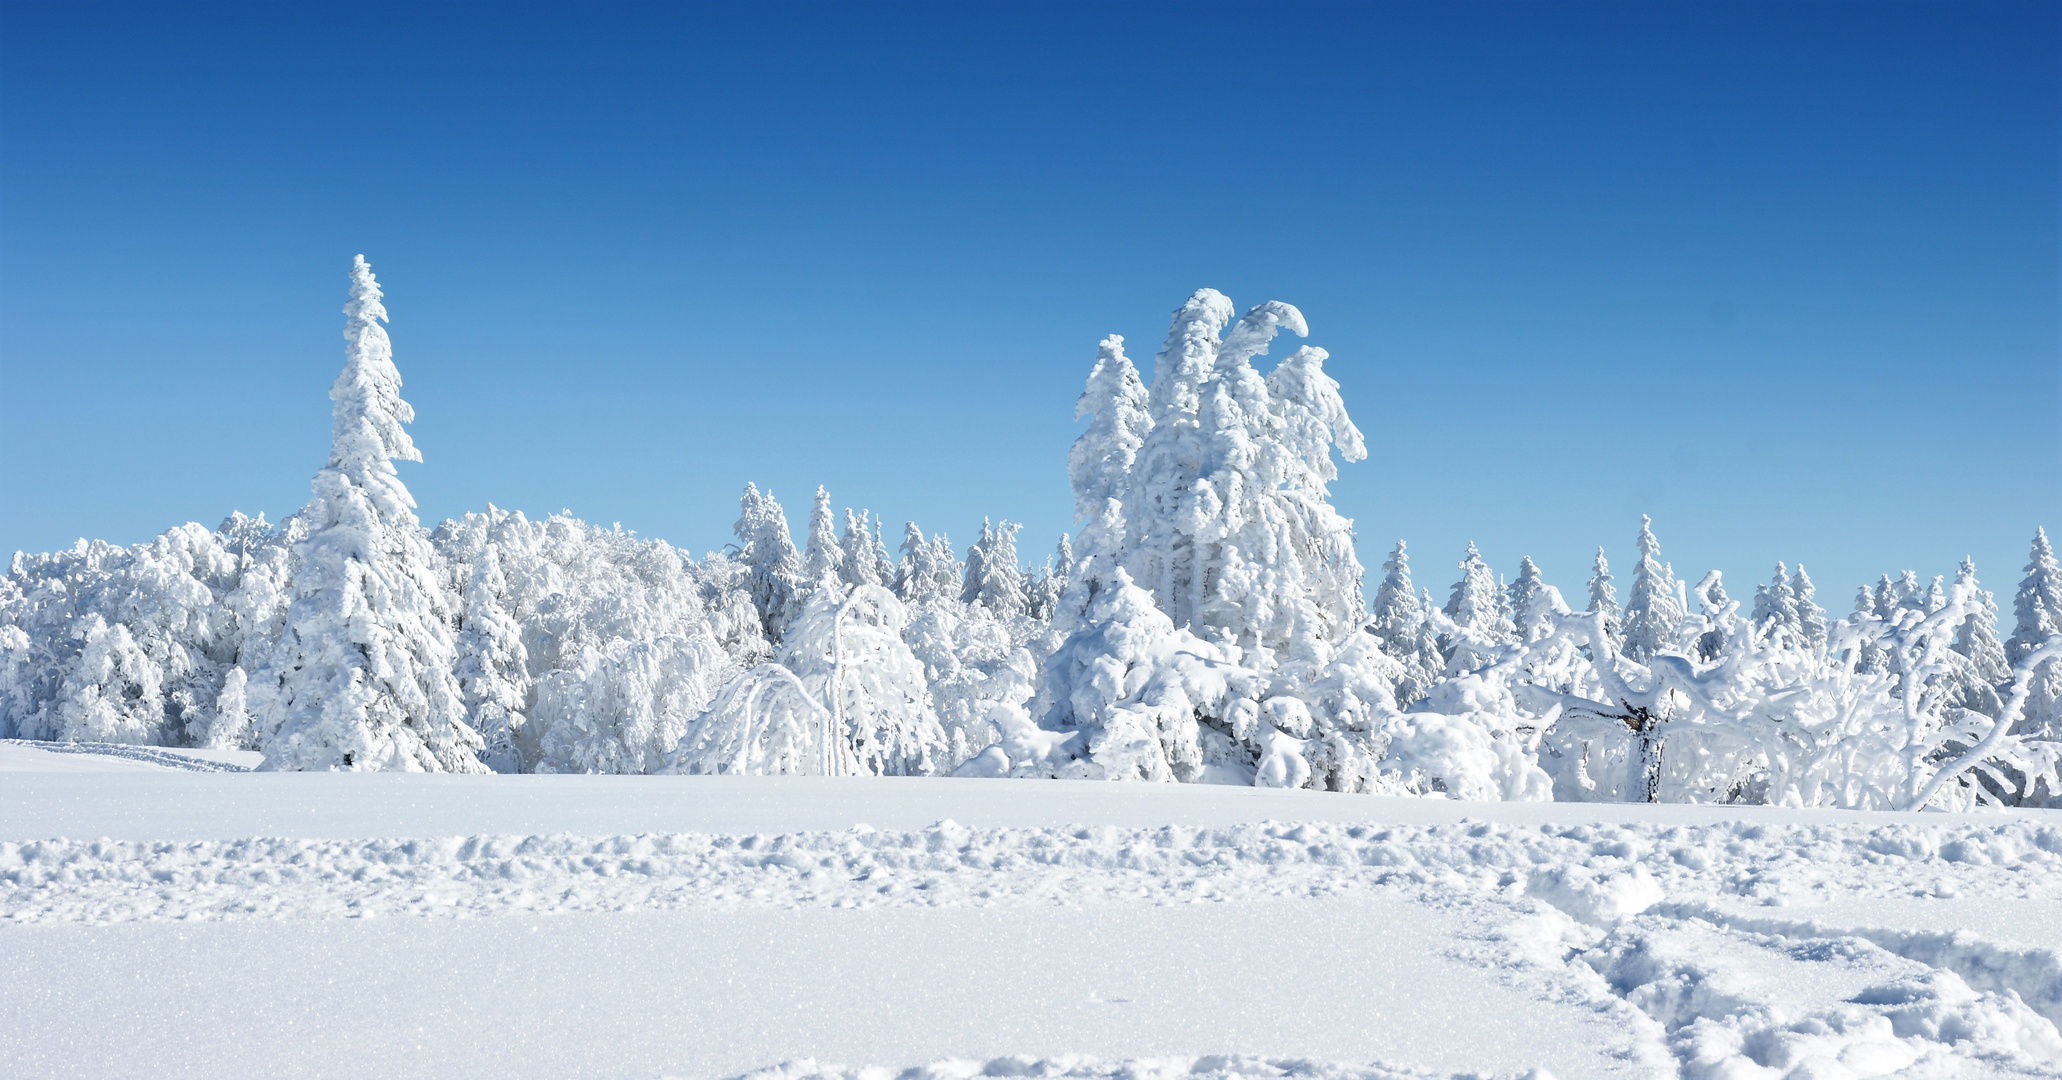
[4,744,2061,1079]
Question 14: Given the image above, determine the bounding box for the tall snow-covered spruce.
[252,257,484,772]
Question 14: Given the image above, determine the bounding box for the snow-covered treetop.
[1069,335,1150,522]
[324,255,420,526]
[2010,527,2061,659]
[1586,548,1618,622]
[1266,346,1366,497]
[803,486,844,587]
[1622,516,1685,662]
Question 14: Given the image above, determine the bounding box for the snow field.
[4,766,2061,1078]
[0,898,1645,1080]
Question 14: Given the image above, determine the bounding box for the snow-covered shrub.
[963,568,1265,782]
[678,581,947,777]
[777,583,946,776]
[531,628,731,774]
[667,662,832,775]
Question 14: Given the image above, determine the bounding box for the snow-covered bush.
[0,517,285,747]
[679,582,948,776]
[961,568,1265,782]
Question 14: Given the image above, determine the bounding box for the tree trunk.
[1638,725,1664,804]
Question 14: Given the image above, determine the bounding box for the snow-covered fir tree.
[1751,562,1799,642]
[454,536,529,772]
[1792,564,1827,652]
[1068,334,1150,521]
[1585,548,1619,646]
[960,518,1026,619]
[802,486,844,588]
[251,256,483,773]
[2007,528,2062,743]
[839,509,884,589]
[1441,542,1514,666]
[1620,516,1686,663]
[733,484,802,642]
[893,521,939,602]
[1367,540,1441,706]
[1507,557,1552,642]
[1122,289,1232,628]
[1950,557,2010,686]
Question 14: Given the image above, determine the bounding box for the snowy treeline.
[4,262,2059,808]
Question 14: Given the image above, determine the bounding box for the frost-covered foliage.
[5,272,2054,808]
[434,507,748,774]
[0,515,289,748]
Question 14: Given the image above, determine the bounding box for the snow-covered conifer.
[1507,557,1551,642]
[1441,543,1514,665]
[927,534,961,599]
[1621,516,1686,663]
[1585,548,1620,645]
[840,508,884,588]
[1024,534,1073,623]
[869,518,893,588]
[455,542,530,773]
[1922,575,1947,615]
[802,487,844,587]
[1261,341,1370,644]
[1051,533,1075,599]
[1367,540,1440,705]
[960,519,1026,618]
[2007,528,2062,742]
[1792,564,1827,651]
[893,522,935,602]
[1950,558,2010,686]
[1125,289,1235,627]
[1068,335,1151,521]
[2009,528,2062,661]
[1751,563,1799,643]
[733,483,802,643]
[252,256,482,773]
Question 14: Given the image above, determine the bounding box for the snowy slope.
[3,764,2060,1079]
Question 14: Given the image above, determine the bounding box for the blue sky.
[2,1,2055,610]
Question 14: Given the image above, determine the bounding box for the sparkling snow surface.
[5,754,2062,1079]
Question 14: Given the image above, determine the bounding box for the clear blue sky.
[2,1,2055,610]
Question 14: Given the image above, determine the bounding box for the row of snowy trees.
[3,262,2058,808]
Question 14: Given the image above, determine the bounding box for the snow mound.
[716,1056,1550,1080]
[1583,914,2062,1077]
